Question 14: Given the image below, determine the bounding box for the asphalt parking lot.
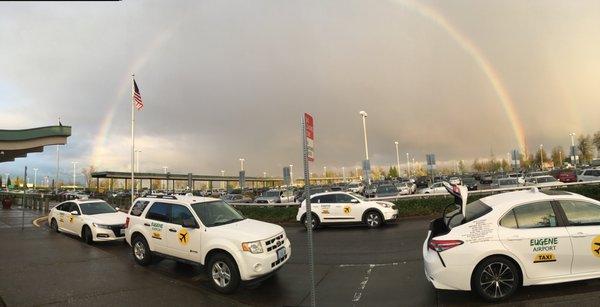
[5,215,600,306]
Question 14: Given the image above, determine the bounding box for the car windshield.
[499,179,518,185]
[444,199,492,229]
[79,201,116,215]
[349,193,367,201]
[377,185,397,193]
[263,191,280,197]
[191,200,245,227]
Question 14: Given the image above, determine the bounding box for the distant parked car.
[394,182,413,195]
[577,168,600,182]
[418,182,449,194]
[363,185,378,198]
[525,175,560,187]
[255,189,294,204]
[222,194,252,203]
[491,178,521,189]
[346,182,363,194]
[449,177,461,185]
[550,169,577,183]
[479,174,493,184]
[415,177,430,189]
[375,184,400,198]
[461,177,478,191]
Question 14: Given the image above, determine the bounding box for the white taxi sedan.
[48,199,127,244]
[296,191,398,229]
[424,183,600,301]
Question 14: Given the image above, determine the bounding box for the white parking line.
[340,262,402,305]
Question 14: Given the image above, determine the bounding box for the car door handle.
[143,223,150,227]
[506,236,522,241]
[572,232,589,238]
[169,228,177,232]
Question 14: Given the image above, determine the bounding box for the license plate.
[277,247,286,261]
[120,229,125,235]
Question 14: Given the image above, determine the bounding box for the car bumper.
[422,236,471,291]
[238,239,291,281]
[383,209,398,221]
[93,227,126,242]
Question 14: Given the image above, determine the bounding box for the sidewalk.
[0,207,45,229]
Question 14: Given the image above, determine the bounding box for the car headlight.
[377,202,392,208]
[242,241,264,254]
[92,223,111,229]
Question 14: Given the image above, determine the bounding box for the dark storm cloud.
[1,0,599,179]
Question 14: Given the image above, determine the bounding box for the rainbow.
[90,20,183,167]
[391,0,528,154]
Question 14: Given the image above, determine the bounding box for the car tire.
[302,213,320,231]
[82,226,93,245]
[472,256,520,302]
[132,235,153,266]
[50,218,60,233]
[364,211,383,228]
[207,253,241,294]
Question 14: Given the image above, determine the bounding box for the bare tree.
[593,131,600,158]
[578,134,594,164]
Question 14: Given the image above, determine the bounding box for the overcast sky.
[1,0,599,182]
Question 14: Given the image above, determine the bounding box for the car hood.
[211,218,283,241]
[85,212,127,225]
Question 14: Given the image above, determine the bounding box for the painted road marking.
[33,216,48,227]
[339,262,404,305]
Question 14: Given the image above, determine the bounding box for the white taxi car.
[296,191,398,229]
[424,183,600,301]
[125,195,291,294]
[48,199,127,244]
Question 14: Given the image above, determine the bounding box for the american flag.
[132,79,143,110]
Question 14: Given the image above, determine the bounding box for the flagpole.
[131,74,135,205]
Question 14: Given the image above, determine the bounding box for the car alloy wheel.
[212,261,231,288]
[134,241,146,261]
[479,262,516,300]
[366,212,381,227]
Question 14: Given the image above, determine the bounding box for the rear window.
[445,199,492,228]
[130,200,150,216]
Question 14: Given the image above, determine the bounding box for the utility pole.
[33,168,38,188]
[394,141,400,179]
[71,162,79,188]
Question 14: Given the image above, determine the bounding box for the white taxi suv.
[296,191,398,229]
[48,199,127,244]
[424,182,600,301]
[124,195,291,294]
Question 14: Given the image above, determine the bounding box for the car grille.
[271,253,288,268]
[264,232,285,252]
[109,224,125,237]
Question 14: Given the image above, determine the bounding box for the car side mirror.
[115,207,120,212]
[70,210,79,215]
[182,218,199,229]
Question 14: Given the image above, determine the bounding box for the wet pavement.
[4,211,600,306]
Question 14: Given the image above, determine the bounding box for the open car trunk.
[427,182,468,240]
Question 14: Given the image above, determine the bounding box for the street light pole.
[406,153,410,178]
[342,167,346,182]
[220,170,225,189]
[71,162,79,188]
[539,144,544,171]
[239,158,245,171]
[162,166,168,190]
[359,111,370,184]
[289,164,294,185]
[33,168,38,188]
[394,141,400,179]
[323,166,327,177]
[570,132,577,170]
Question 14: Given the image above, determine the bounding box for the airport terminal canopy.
[0,125,71,163]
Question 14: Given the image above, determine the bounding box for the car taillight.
[428,239,463,252]
[125,217,130,229]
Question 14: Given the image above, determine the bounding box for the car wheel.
[364,211,383,228]
[302,213,320,231]
[82,226,93,245]
[132,235,152,266]
[50,218,60,233]
[472,256,520,302]
[208,253,241,294]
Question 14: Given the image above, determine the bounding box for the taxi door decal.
[178,228,189,245]
[343,206,351,214]
[591,236,600,257]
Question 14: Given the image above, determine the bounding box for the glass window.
[335,194,355,203]
[130,200,150,217]
[67,203,80,214]
[312,194,336,203]
[191,201,244,227]
[171,205,196,226]
[79,201,116,215]
[513,201,557,228]
[146,202,170,223]
[445,199,492,228]
[500,210,518,228]
[560,200,600,226]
